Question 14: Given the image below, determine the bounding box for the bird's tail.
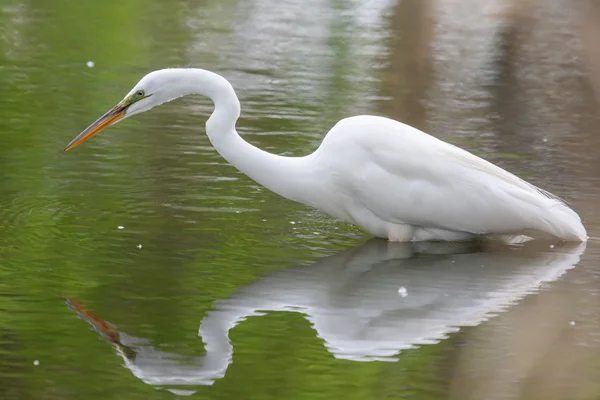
[536,200,587,241]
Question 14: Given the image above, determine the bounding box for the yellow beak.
[64,103,128,151]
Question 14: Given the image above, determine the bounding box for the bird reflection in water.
[64,239,585,394]
[65,297,138,361]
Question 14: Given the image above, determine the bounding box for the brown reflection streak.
[378,0,434,129]
[581,0,600,105]
[487,1,535,144]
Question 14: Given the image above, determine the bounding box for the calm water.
[1,0,600,399]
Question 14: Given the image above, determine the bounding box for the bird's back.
[313,115,586,241]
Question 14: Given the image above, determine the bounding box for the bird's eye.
[136,90,144,97]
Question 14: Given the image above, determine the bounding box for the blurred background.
[0,0,599,398]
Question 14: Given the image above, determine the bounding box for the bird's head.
[64,69,192,151]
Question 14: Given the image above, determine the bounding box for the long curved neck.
[183,69,320,205]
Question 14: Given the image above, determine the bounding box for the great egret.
[64,68,587,242]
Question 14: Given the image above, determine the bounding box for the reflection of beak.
[64,102,128,151]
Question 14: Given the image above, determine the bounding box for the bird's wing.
[439,140,565,203]
[330,117,573,236]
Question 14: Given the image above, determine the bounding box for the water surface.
[1,0,600,399]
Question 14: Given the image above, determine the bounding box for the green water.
[1,0,600,399]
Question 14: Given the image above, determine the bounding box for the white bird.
[64,68,587,242]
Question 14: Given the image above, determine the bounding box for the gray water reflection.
[67,239,584,392]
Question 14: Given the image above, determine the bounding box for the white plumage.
[310,116,586,241]
[65,68,587,242]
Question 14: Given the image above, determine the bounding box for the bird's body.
[65,68,587,242]
[307,115,586,241]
